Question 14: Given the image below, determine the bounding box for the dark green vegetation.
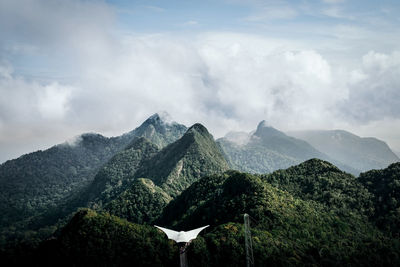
[0,133,125,230]
[104,178,171,224]
[4,166,400,267]
[1,115,400,266]
[262,159,374,216]
[290,129,399,173]
[157,169,399,266]
[1,209,179,267]
[82,137,161,210]
[134,123,230,197]
[218,121,356,174]
[0,113,187,247]
[81,122,229,221]
[359,162,400,235]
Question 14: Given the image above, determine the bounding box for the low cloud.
[341,51,400,122]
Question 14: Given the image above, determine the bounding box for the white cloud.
[0,65,79,162]
[341,50,400,122]
[37,83,72,120]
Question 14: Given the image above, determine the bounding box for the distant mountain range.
[217,121,359,174]
[1,113,399,266]
[289,129,399,173]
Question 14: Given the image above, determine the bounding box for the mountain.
[42,123,229,228]
[289,130,399,172]
[0,113,186,242]
[135,123,230,197]
[82,137,161,209]
[358,162,400,235]
[0,133,126,230]
[262,159,374,216]
[124,112,188,148]
[218,121,355,174]
[78,136,170,224]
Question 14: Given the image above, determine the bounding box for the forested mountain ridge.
[82,137,161,209]
[0,121,230,250]
[261,159,374,216]
[289,129,399,172]
[73,123,229,224]
[0,113,187,244]
[134,123,230,197]
[0,133,126,229]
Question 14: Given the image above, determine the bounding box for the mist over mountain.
[218,121,356,174]
[128,113,187,148]
[289,130,399,172]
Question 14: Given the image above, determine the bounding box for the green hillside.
[83,137,160,208]
[262,159,374,216]
[0,133,126,229]
[13,169,398,267]
[33,209,177,267]
[135,123,229,197]
[104,178,171,224]
[0,113,186,247]
[157,170,399,266]
[79,123,229,223]
[359,162,400,235]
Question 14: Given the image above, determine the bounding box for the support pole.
[179,241,190,267]
[244,213,254,267]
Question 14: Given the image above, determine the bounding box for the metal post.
[179,242,190,267]
[244,213,254,267]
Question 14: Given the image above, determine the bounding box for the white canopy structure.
[155,225,209,267]
[154,225,209,243]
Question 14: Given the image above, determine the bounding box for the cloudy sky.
[1,0,400,163]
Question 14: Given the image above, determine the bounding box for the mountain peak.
[187,123,210,136]
[127,113,187,148]
[293,158,342,174]
[257,120,270,129]
[144,112,171,125]
[254,120,284,138]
